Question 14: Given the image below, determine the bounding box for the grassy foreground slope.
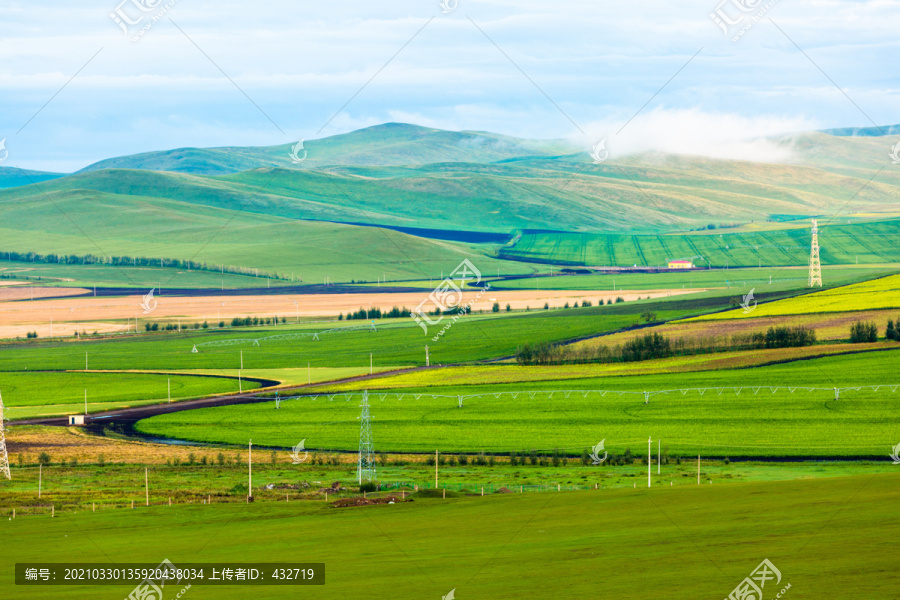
[2,474,897,599]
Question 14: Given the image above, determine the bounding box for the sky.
[0,0,898,172]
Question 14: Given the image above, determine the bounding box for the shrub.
[543,302,549,310]
[378,452,388,466]
[488,454,495,467]
[529,450,538,466]
[188,452,196,465]
[38,452,51,465]
[887,319,896,341]
[509,452,518,466]
[97,454,106,467]
[200,455,208,465]
[641,311,657,323]
[359,482,378,493]
[270,451,277,465]
[621,333,672,362]
[581,448,590,466]
[492,302,500,313]
[506,303,511,312]
[849,320,878,343]
[615,297,624,303]
[764,325,816,348]
[217,452,225,466]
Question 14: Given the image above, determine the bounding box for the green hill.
[77,123,574,175]
[0,166,65,189]
[0,187,535,284]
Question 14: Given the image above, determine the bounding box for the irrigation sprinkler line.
[272,384,900,404]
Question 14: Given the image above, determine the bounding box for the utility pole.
[0,393,10,480]
[357,392,375,484]
[808,219,822,287]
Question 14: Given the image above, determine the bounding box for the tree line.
[0,250,293,281]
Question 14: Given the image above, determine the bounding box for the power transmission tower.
[357,391,376,484]
[0,392,10,480]
[808,219,822,288]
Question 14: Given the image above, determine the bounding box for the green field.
[134,350,900,457]
[499,218,900,267]
[1,473,897,599]
[0,372,257,419]
[0,310,650,373]
[490,264,896,291]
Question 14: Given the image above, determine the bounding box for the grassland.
[0,372,257,419]
[0,260,296,289]
[134,349,900,457]
[0,187,534,285]
[1,473,897,599]
[499,218,900,266]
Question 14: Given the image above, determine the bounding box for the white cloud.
[577,108,819,162]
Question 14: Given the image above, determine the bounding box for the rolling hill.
[1,122,899,280]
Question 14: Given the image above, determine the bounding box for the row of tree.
[342,306,413,320]
[516,326,818,365]
[0,250,293,281]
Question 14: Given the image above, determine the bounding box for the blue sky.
[1,0,898,171]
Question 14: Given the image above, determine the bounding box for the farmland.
[499,218,900,267]
[135,349,900,457]
[690,273,900,320]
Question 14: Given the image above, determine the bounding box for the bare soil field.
[0,287,704,338]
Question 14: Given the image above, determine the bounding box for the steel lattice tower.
[808,219,822,288]
[356,391,376,484]
[0,392,10,480]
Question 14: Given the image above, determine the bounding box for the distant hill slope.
[0,167,65,189]
[9,131,899,233]
[77,123,574,175]
[0,187,534,283]
[820,124,900,137]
